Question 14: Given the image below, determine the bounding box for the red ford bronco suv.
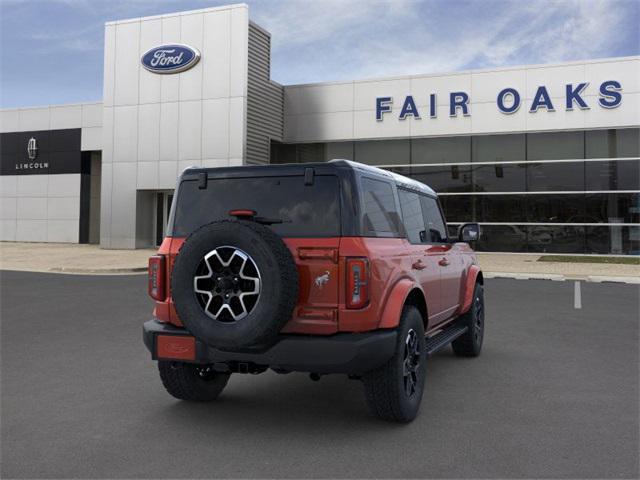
[144,160,484,422]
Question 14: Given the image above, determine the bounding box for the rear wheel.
[158,361,230,401]
[452,283,484,357]
[362,305,426,423]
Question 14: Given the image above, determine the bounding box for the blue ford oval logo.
[141,44,201,74]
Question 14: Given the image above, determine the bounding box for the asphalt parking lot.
[1,271,638,479]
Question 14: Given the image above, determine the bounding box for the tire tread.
[363,305,425,423]
[158,361,230,402]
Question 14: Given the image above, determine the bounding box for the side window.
[420,195,448,243]
[361,177,401,236]
[398,189,426,244]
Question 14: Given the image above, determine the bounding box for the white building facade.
[1,4,638,254]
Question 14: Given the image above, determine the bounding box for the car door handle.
[438,258,450,267]
[412,260,426,270]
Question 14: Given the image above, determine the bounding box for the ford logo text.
[141,44,200,74]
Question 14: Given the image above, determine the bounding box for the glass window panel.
[354,139,409,166]
[472,134,525,162]
[476,225,528,252]
[439,195,474,223]
[478,195,527,222]
[585,160,640,191]
[586,226,640,255]
[420,195,448,242]
[527,131,584,160]
[526,226,585,254]
[411,136,470,164]
[172,176,341,237]
[410,165,472,193]
[585,128,640,159]
[585,192,640,224]
[472,163,526,192]
[325,142,354,161]
[398,189,425,244]
[361,177,402,235]
[527,162,585,191]
[526,194,585,222]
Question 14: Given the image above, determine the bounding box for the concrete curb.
[484,271,640,284]
[587,275,640,284]
[484,272,565,281]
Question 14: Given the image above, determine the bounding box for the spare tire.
[171,220,299,349]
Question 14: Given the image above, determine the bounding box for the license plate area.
[156,335,196,361]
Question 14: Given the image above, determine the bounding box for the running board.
[424,324,468,357]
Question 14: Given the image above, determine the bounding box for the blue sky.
[1,0,638,108]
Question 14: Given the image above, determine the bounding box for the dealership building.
[1,3,638,254]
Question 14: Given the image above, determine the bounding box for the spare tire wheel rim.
[193,246,261,322]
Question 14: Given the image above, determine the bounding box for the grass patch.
[538,255,640,265]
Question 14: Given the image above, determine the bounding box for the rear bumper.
[143,319,397,375]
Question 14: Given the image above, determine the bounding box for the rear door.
[170,173,343,334]
[421,195,463,320]
[397,188,443,324]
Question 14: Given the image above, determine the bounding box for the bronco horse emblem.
[314,271,331,289]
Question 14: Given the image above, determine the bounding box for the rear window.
[171,175,341,237]
[361,177,402,236]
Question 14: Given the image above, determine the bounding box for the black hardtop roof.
[180,159,437,196]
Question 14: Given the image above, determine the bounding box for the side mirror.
[458,223,480,242]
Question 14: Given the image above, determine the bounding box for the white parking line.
[574,281,582,309]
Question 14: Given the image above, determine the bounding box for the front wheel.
[158,361,230,401]
[362,305,426,423]
[452,283,484,357]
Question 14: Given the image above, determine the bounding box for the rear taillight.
[148,255,166,301]
[346,257,369,309]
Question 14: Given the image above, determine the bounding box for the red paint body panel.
[337,237,422,332]
[378,278,419,329]
[459,264,482,314]
[280,238,341,334]
[153,236,185,326]
[152,234,479,335]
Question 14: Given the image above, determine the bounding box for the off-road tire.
[158,361,230,401]
[362,305,426,423]
[452,283,484,357]
[171,220,299,349]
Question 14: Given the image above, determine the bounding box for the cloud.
[251,0,416,48]
[25,24,103,53]
[252,0,637,84]
[0,0,637,107]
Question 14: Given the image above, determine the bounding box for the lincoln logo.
[141,44,200,74]
[16,136,48,171]
[27,137,37,160]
